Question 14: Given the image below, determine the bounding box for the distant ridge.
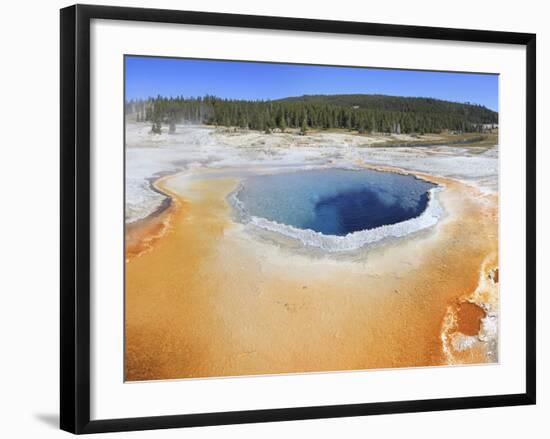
[277,94,497,118]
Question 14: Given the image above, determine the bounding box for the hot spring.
[230,168,443,252]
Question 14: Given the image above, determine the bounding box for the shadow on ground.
[34,413,58,429]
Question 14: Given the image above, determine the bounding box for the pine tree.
[300,117,308,135]
[278,114,287,132]
[151,109,162,134]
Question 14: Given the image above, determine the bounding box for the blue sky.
[125,56,499,111]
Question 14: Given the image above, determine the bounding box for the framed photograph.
[60,4,536,434]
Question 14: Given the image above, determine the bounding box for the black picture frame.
[60,4,536,434]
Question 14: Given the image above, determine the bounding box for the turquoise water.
[235,169,437,237]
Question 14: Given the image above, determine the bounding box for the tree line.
[126,94,498,135]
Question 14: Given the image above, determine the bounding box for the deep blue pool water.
[235,169,437,236]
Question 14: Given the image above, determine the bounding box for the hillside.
[127,93,498,135]
[278,94,497,123]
